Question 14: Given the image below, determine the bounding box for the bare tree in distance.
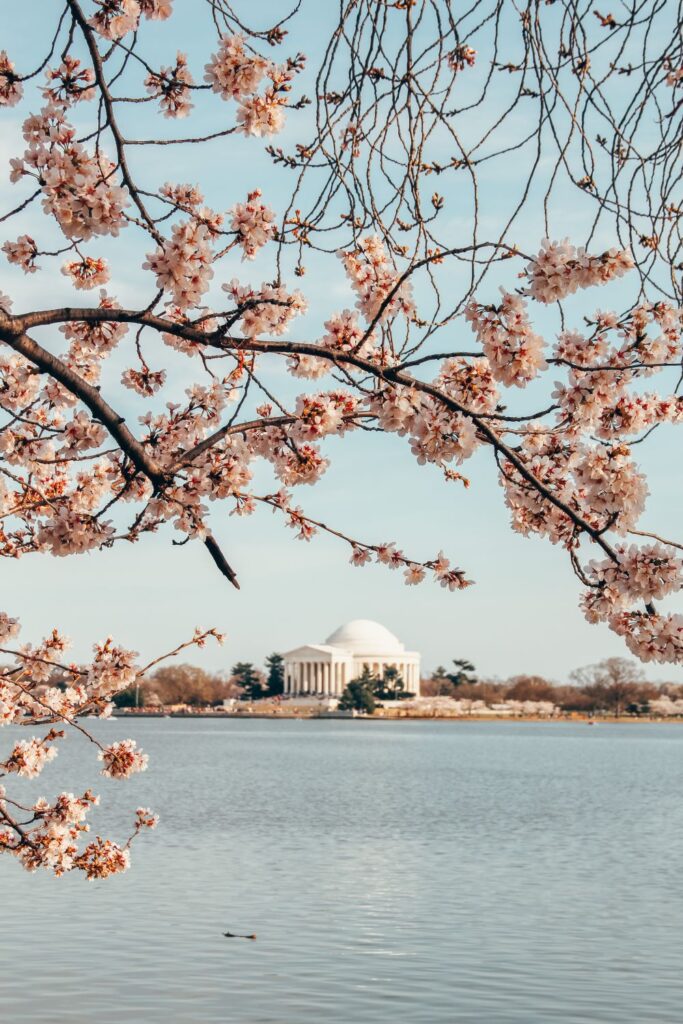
[570,657,646,717]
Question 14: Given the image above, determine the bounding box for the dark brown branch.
[203,532,240,589]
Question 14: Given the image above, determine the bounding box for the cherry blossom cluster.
[0,612,219,877]
[500,434,648,549]
[2,235,39,274]
[44,57,96,105]
[99,740,149,779]
[0,50,22,108]
[145,52,194,119]
[340,235,416,323]
[144,213,219,309]
[88,0,173,41]
[438,357,500,414]
[12,103,128,240]
[368,383,479,468]
[649,694,683,715]
[522,239,635,304]
[581,543,683,624]
[229,190,277,259]
[2,734,59,779]
[223,279,307,337]
[204,34,271,101]
[550,303,683,437]
[205,36,304,137]
[610,611,683,664]
[62,257,110,290]
[465,292,546,387]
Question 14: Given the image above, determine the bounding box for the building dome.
[325,619,404,655]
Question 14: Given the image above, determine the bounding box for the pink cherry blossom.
[62,257,110,290]
[3,737,58,779]
[237,91,287,137]
[229,190,276,258]
[145,52,194,119]
[2,235,39,273]
[523,239,635,304]
[144,216,217,308]
[340,235,415,323]
[89,0,141,40]
[204,35,270,101]
[99,739,149,779]
[44,58,95,104]
[465,292,546,387]
[0,51,23,108]
[74,838,131,880]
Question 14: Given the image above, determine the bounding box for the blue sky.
[2,1,682,682]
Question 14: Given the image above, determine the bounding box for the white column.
[284,664,290,694]
[323,663,329,695]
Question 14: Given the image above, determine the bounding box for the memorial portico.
[283,620,421,698]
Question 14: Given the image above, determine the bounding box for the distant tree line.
[422,657,681,717]
[112,653,285,707]
[107,653,682,715]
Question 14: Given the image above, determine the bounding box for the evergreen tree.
[231,662,263,701]
[448,658,477,687]
[376,665,411,700]
[430,665,451,696]
[265,653,285,696]
[339,678,376,714]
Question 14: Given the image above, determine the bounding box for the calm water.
[2,718,683,1023]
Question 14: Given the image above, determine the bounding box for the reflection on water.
[2,719,683,1023]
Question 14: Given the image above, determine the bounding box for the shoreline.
[113,710,683,724]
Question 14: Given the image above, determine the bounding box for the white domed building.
[283,619,421,697]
